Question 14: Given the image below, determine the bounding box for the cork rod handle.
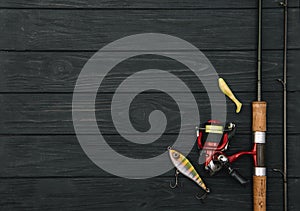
[253,176,267,211]
[252,101,267,211]
[252,102,267,132]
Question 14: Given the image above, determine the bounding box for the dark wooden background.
[0,0,299,210]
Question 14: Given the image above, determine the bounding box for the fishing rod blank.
[274,1,288,211]
[282,1,288,210]
[252,0,267,210]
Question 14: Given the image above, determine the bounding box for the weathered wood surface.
[0,177,298,211]
[0,0,299,8]
[0,1,299,210]
[0,134,299,178]
[1,50,299,92]
[0,92,298,134]
[1,9,299,51]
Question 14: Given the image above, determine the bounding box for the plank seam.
[0,7,291,10]
[2,48,300,52]
[0,176,295,179]
[0,91,291,94]
[0,133,294,136]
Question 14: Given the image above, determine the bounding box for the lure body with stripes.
[168,148,209,193]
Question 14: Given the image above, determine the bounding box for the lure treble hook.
[195,188,210,201]
[169,170,179,189]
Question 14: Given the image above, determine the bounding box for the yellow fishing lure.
[218,78,242,113]
[168,147,210,198]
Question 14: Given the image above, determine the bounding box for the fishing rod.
[281,1,288,210]
[252,0,267,210]
[196,2,267,209]
[274,1,288,211]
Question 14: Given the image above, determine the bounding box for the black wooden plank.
[0,134,298,178]
[288,50,300,91]
[0,0,297,9]
[0,92,294,135]
[1,9,296,51]
[0,50,287,93]
[0,177,297,210]
[1,50,299,92]
[289,178,300,211]
[1,50,299,91]
[287,135,300,177]
[288,8,300,49]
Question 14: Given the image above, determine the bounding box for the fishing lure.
[168,146,210,199]
[218,78,242,113]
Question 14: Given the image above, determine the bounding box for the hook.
[170,170,180,189]
[195,188,210,202]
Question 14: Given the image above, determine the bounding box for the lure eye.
[173,152,179,159]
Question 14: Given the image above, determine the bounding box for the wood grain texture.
[1,50,299,92]
[0,92,298,135]
[0,177,298,211]
[288,49,300,91]
[0,0,299,9]
[0,50,295,92]
[0,1,299,210]
[1,9,299,51]
[0,134,299,178]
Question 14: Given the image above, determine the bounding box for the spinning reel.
[196,120,254,185]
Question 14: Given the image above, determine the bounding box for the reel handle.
[219,155,249,185]
[227,166,249,185]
